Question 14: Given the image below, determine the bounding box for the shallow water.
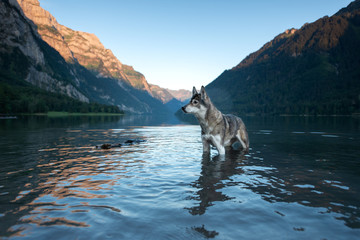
[0,116,360,239]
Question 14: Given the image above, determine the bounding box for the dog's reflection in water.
[187,150,248,216]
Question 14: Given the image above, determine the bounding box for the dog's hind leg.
[237,128,249,152]
[215,145,225,155]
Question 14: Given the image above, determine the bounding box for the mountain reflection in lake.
[0,115,359,239]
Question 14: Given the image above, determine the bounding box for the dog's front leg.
[202,137,210,153]
[211,135,225,155]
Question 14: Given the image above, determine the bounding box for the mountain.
[1,0,86,101]
[166,88,192,102]
[0,0,170,114]
[13,0,187,107]
[206,0,360,116]
[15,0,151,90]
[148,84,174,103]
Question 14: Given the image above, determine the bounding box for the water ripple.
[1,121,360,239]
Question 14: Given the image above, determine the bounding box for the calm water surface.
[0,115,359,239]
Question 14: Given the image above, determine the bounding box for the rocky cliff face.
[12,0,187,104]
[13,0,154,94]
[11,0,75,61]
[1,0,89,102]
[1,0,171,114]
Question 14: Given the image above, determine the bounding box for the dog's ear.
[192,86,198,96]
[200,86,208,101]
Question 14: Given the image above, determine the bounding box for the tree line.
[0,82,123,114]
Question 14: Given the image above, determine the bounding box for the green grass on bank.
[44,111,125,117]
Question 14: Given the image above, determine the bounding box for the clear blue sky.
[40,0,353,91]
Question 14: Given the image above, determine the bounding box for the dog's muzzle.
[181,106,187,113]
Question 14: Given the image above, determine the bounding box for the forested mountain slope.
[206,0,360,115]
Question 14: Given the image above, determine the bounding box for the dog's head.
[181,86,210,115]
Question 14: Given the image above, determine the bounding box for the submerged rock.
[96,143,121,149]
[96,139,145,149]
[124,139,146,145]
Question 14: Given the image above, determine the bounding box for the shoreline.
[0,111,125,118]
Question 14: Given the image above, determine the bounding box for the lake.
[0,115,359,239]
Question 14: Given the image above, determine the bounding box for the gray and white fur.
[182,86,249,155]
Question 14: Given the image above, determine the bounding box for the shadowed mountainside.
[206,0,360,116]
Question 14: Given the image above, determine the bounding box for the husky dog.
[182,86,249,155]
